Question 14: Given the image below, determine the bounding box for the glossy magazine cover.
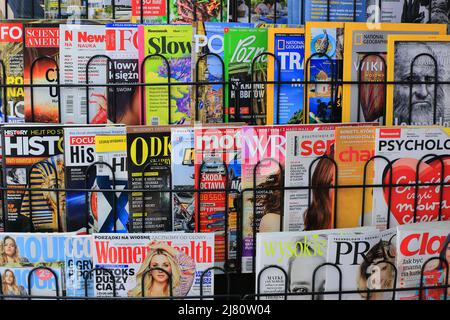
[65,235,94,297]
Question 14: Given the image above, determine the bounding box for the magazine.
[325,228,397,300]
[92,233,215,297]
[396,220,450,300]
[65,235,94,297]
[23,21,62,123]
[267,28,305,125]
[126,125,172,232]
[95,128,129,232]
[255,227,377,300]
[105,23,141,125]
[64,125,125,234]
[372,127,450,230]
[0,22,24,123]
[224,27,268,125]
[304,22,344,124]
[342,22,446,123]
[3,124,65,232]
[385,35,450,126]
[194,125,242,270]
[45,0,131,20]
[0,0,44,19]
[138,24,193,125]
[59,24,108,124]
[171,126,195,233]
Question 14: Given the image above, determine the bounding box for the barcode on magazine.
[151,117,159,125]
[66,95,74,114]
[81,96,87,115]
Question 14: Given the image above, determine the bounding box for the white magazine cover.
[372,127,450,230]
[396,220,450,300]
[255,227,377,300]
[325,228,397,300]
[65,235,94,297]
[92,233,215,298]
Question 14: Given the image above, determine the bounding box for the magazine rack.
[0,0,449,300]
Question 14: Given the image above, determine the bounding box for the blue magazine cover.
[65,235,93,297]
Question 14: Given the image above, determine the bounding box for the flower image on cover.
[92,233,214,298]
[267,28,305,125]
[171,127,195,232]
[194,126,242,270]
[0,22,25,123]
[389,39,450,126]
[59,24,109,124]
[396,221,450,300]
[192,22,250,123]
[64,125,125,234]
[23,22,61,123]
[372,127,450,230]
[105,23,141,125]
[3,125,66,232]
[306,25,344,124]
[138,25,193,125]
[65,235,94,297]
[224,27,268,125]
[132,0,225,23]
[325,228,397,300]
[126,125,172,232]
[95,129,130,232]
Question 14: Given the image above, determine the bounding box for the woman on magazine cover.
[1,269,27,297]
[357,240,396,300]
[421,233,450,300]
[0,236,30,267]
[128,241,195,297]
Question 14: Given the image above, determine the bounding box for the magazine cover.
[23,22,61,123]
[0,0,44,18]
[65,235,94,297]
[95,128,129,233]
[59,24,108,124]
[0,22,24,123]
[3,124,65,232]
[304,22,345,124]
[127,125,172,232]
[64,125,125,234]
[171,126,195,233]
[92,233,215,297]
[325,228,397,300]
[255,227,377,299]
[45,0,131,19]
[105,23,141,125]
[224,27,268,125]
[267,28,305,125]
[372,127,450,230]
[396,221,450,300]
[192,22,250,124]
[342,22,446,123]
[132,0,225,23]
[304,0,366,22]
[138,24,193,125]
[194,126,242,270]
[386,35,450,126]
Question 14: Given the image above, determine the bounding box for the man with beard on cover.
[393,42,446,126]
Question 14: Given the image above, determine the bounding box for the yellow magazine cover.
[304,22,345,124]
[267,27,305,125]
[342,22,446,124]
[385,34,450,127]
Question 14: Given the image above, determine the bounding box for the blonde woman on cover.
[0,236,30,266]
[128,241,195,297]
[2,269,27,296]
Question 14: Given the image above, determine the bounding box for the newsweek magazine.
[171,127,195,233]
[255,227,376,300]
[396,220,450,300]
[92,233,215,297]
[0,22,25,123]
[194,126,242,270]
[372,127,450,230]
[64,125,124,234]
[59,24,108,124]
[126,125,172,232]
[23,21,62,123]
[3,124,65,232]
[95,127,129,232]
[105,23,141,125]
[325,228,397,300]
[65,235,94,297]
